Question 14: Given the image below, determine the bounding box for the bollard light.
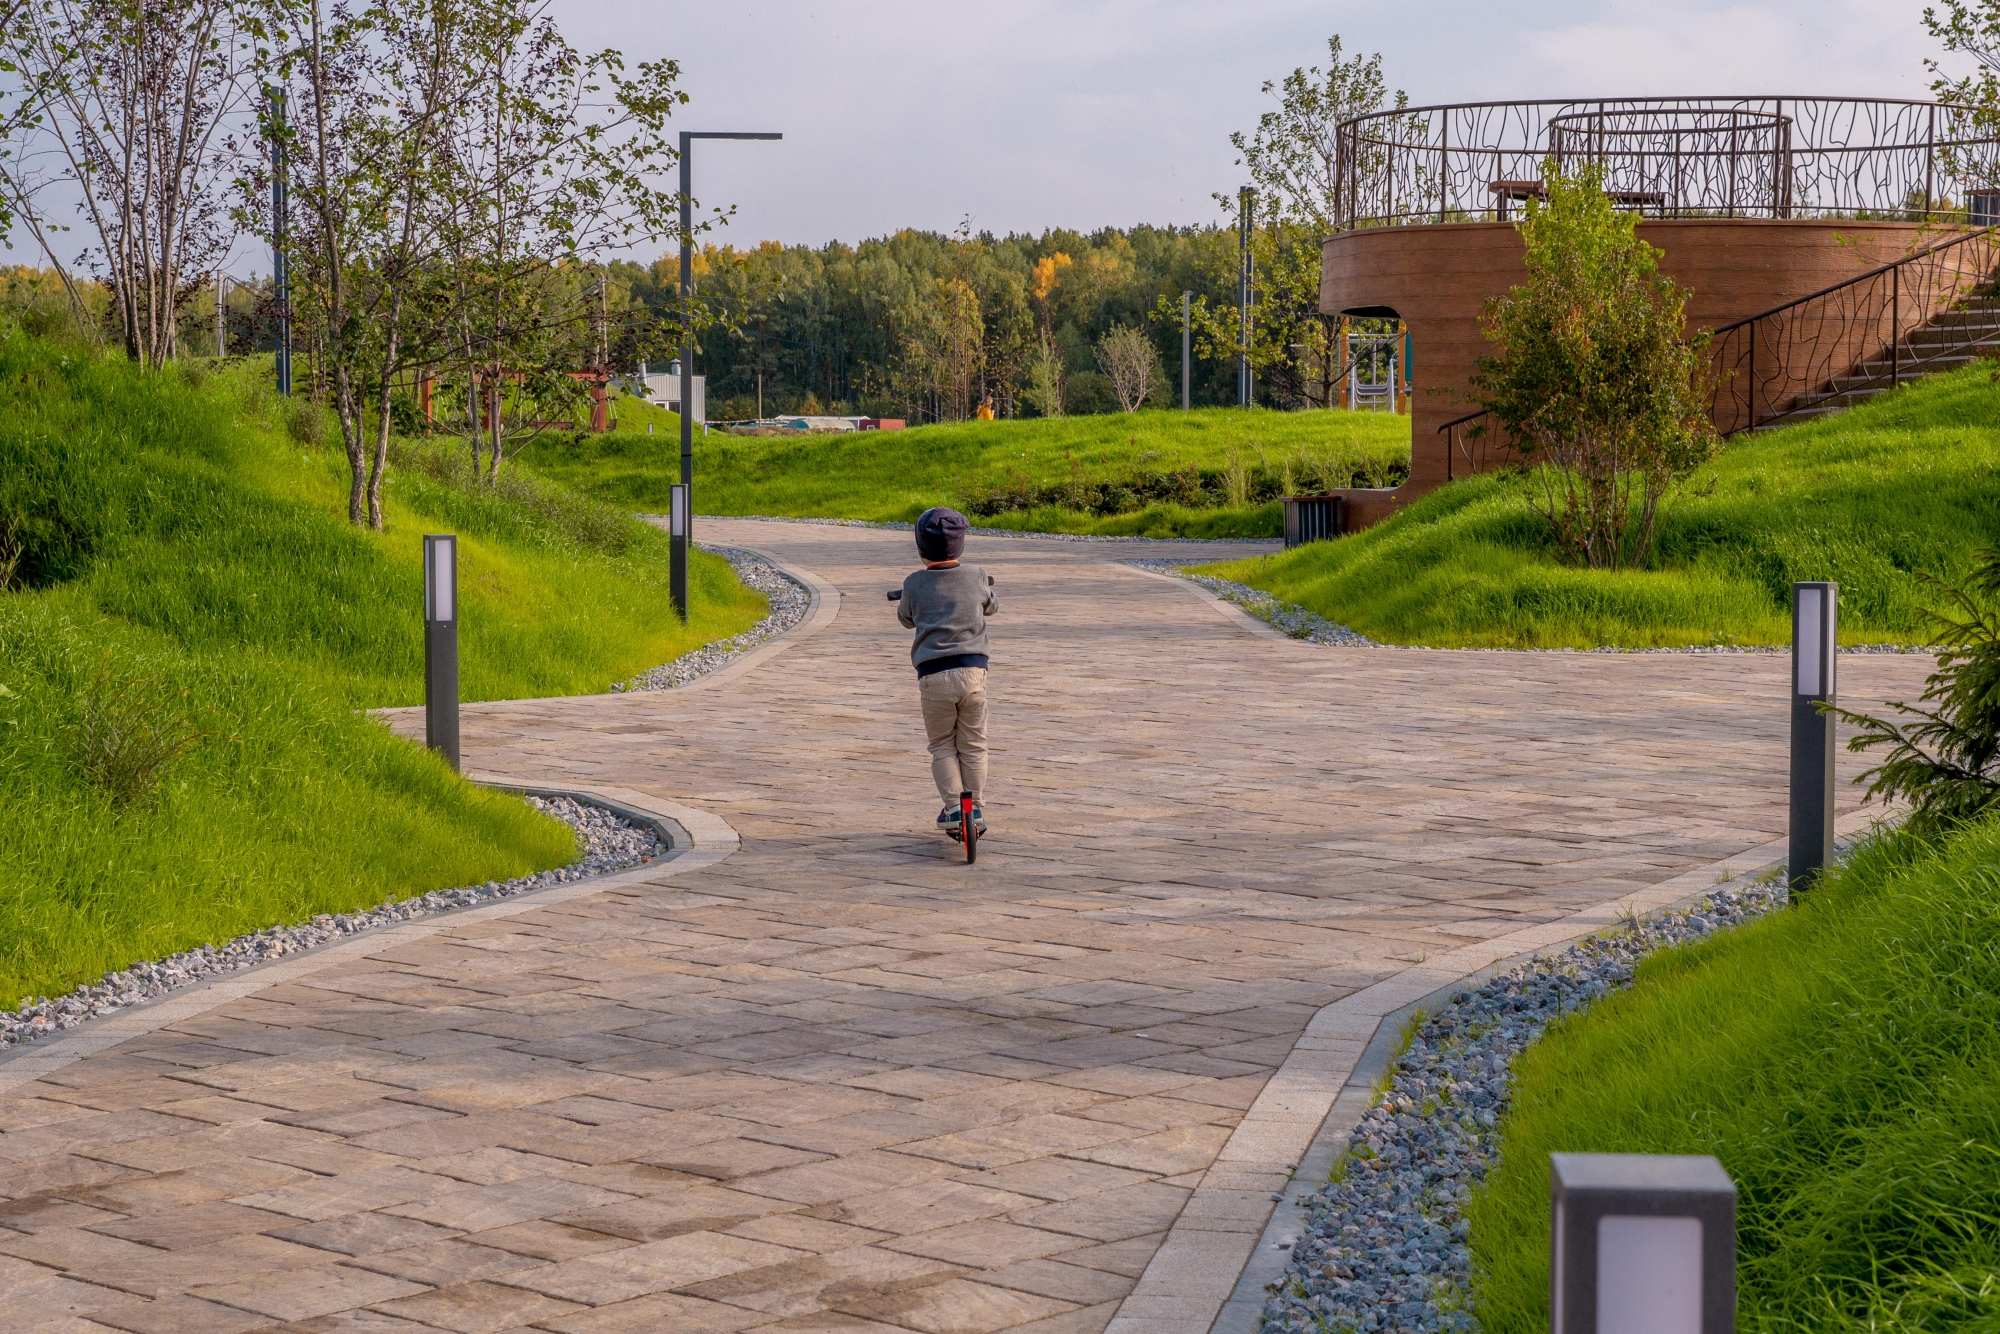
[668,484,689,620]
[423,534,460,772]
[1789,581,1838,891]
[1551,1153,1736,1334]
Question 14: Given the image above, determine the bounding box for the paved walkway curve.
[0,519,1933,1334]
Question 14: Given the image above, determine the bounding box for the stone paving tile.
[0,522,1933,1332]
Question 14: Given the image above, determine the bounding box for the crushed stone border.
[1257,874,1790,1334]
[613,544,813,692]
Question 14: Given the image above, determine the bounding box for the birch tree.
[2,0,254,364]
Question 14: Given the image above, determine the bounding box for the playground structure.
[1338,319,1412,413]
[1317,96,2000,532]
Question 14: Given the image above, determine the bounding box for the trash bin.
[1282,495,1342,548]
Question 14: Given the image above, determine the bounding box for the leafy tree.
[1020,332,1064,418]
[1230,35,1406,236]
[1925,1,2000,189]
[1835,548,2000,833]
[1095,324,1159,412]
[1473,162,1718,569]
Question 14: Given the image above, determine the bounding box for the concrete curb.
[0,786,740,1092]
[1110,805,1890,1334]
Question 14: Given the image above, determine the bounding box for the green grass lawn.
[1203,367,2000,647]
[0,338,765,1008]
[1469,817,2000,1332]
[520,401,1413,539]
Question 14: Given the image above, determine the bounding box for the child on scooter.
[897,507,998,835]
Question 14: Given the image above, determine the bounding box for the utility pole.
[215,272,227,358]
[1238,186,1255,408]
[270,87,291,396]
[1181,290,1191,411]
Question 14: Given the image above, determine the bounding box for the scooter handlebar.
[887,590,901,601]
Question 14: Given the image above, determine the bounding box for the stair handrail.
[1709,223,2000,433]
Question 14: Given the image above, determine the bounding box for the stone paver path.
[0,520,1932,1334]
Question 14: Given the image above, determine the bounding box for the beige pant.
[917,667,988,807]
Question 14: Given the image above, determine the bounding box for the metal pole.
[672,130,781,622]
[1789,581,1838,893]
[215,272,225,358]
[423,535,460,772]
[1181,290,1191,411]
[675,131,693,622]
[270,87,291,396]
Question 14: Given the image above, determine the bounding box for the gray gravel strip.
[1257,877,1788,1334]
[1128,559,1377,646]
[0,796,659,1052]
[613,545,813,692]
[1131,563,1930,655]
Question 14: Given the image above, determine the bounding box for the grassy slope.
[521,401,1413,539]
[0,341,763,1007]
[1468,821,2000,1332]
[1205,367,2000,647]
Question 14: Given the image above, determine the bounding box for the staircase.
[1762,293,2000,428]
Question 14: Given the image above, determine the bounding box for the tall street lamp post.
[676,129,782,621]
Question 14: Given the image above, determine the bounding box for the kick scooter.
[889,587,986,864]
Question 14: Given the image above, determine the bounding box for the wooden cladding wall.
[1319,218,1939,511]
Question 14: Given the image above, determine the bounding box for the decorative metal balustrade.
[1336,97,2000,229]
[1710,224,2000,432]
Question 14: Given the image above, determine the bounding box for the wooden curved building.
[1316,97,2000,530]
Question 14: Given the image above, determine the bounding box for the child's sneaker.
[937,806,962,833]
[968,807,986,835]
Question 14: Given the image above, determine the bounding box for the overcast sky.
[547,0,1948,254]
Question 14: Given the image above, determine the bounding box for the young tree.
[1473,162,1718,570]
[1095,323,1158,412]
[247,0,465,528]
[1230,35,1406,236]
[1212,37,1410,405]
[427,0,687,482]
[1926,1,2000,187]
[2,0,254,365]
[1019,332,1064,418]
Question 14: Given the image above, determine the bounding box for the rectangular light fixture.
[424,534,456,624]
[1793,581,1835,698]
[1551,1153,1736,1334]
[670,484,689,540]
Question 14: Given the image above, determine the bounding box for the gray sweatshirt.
[898,562,998,675]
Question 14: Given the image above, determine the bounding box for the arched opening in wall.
[1334,305,1410,415]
